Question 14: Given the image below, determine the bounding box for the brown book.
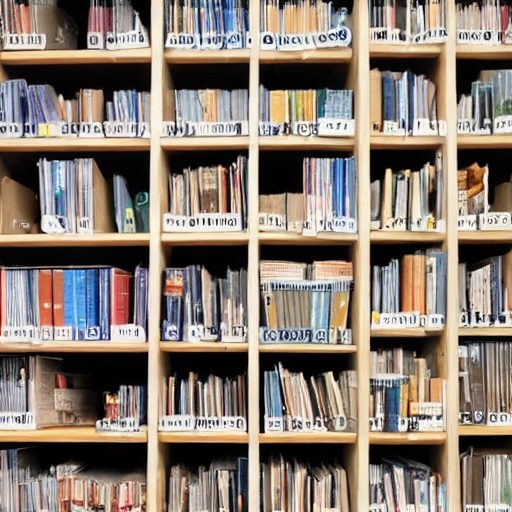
[492,179,512,212]
[0,176,39,234]
[430,377,443,403]
[370,68,382,132]
[91,160,116,233]
[52,269,64,327]
[401,255,414,312]
[38,269,53,329]
[286,192,303,233]
[270,90,287,124]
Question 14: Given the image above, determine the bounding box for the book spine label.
[2,33,46,50]
[96,417,141,432]
[260,327,352,345]
[110,324,146,342]
[0,412,36,430]
[163,213,242,232]
[105,30,149,50]
[457,29,501,45]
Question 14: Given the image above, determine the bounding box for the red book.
[52,269,64,326]
[38,269,53,328]
[110,268,132,325]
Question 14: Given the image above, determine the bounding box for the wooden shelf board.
[161,232,249,245]
[0,49,151,65]
[459,327,512,336]
[456,45,512,60]
[369,43,442,58]
[0,426,147,443]
[0,138,150,152]
[259,344,356,353]
[259,136,354,151]
[161,137,250,151]
[371,231,445,243]
[159,431,248,443]
[458,135,512,148]
[259,48,352,63]
[160,341,248,352]
[258,232,357,245]
[165,49,250,63]
[259,432,357,444]
[458,231,512,243]
[369,432,447,445]
[0,234,150,247]
[459,425,512,436]
[0,342,148,353]
[370,135,444,149]
[371,328,444,338]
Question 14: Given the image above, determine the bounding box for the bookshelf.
[0,1,509,511]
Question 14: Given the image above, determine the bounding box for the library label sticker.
[79,122,105,138]
[163,213,242,232]
[54,326,74,341]
[412,27,448,44]
[369,416,384,432]
[464,507,484,512]
[106,29,149,50]
[0,122,22,138]
[258,121,284,136]
[260,327,352,345]
[458,29,501,44]
[159,415,195,432]
[40,327,54,341]
[259,213,287,231]
[412,118,440,136]
[494,115,512,134]
[3,33,46,50]
[370,505,389,512]
[0,412,36,430]
[41,215,67,234]
[187,324,218,342]
[317,118,355,137]
[2,325,38,342]
[87,32,105,49]
[323,215,357,233]
[420,314,445,329]
[292,121,318,136]
[479,212,512,230]
[220,324,247,343]
[165,33,200,49]
[264,416,284,432]
[276,33,316,50]
[104,121,139,138]
[110,324,146,342]
[260,32,278,50]
[77,217,92,235]
[199,34,225,50]
[96,417,141,432]
[458,215,478,231]
[486,506,510,512]
[383,216,407,230]
[382,120,405,135]
[458,119,473,134]
[371,311,420,328]
[314,27,352,47]
[488,412,512,426]
[370,27,404,42]
[196,416,246,431]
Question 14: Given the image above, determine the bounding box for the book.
[97,384,146,432]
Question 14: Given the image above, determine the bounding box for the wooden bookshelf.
[370,328,444,338]
[259,135,355,150]
[159,432,249,443]
[259,48,352,63]
[0,138,150,152]
[370,231,445,243]
[370,135,444,149]
[369,43,443,58]
[161,232,249,245]
[160,341,248,352]
[459,426,512,436]
[0,234,150,247]
[0,342,148,353]
[369,432,447,445]
[457,135,512,148]
[456,45,512,60]
[459,327,512,337]
[258,231,358,245]
[259,432,357,444]
[258,344,357,353]
[165,49,250,63]
[161,136,250,151]
[458,230,512,243]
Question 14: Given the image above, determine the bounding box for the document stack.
[259,87,354,137]
[162,266,247,343]
[370,458,447,512]
[263,362,357,433]
[160,371,247,432]
[370,69,444,136]
[165,0,249,49]
[0,0,78,50]
[371,151,444,232]
[96,384,146,433]
[0,447,146,512]
[165,155,248,233]
[459,250,512,327]
[461,447,512,511]
[260,0,352,50]
[457,0,512,45]
[114,174,149,233]
[370,348,446,432]
[167,457,248,512]
[261,455,350,512]
[259,156,357,235]
[371,250,447,329]
[87,0,150,50]
[164,88,249,137]
[260,259,353,345]
[369,0,447,43]
[0,264,148,343]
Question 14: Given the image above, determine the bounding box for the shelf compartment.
[458,135,512,149]
[459,327,512,337]
[160,341,248,353]
[0,138,150,152]
[459,425,512,436]
[0,342,148,353]
[259,136,354,151]
[369,43,442,58]
[456,46,512,60]
[259,432,357,443]
[165,49,250,63]
[258,232,357,245]
[0,49,152,65]
[371,328,444,338]
[259,344,356,354]
[370,135,444,149]
[0,234,150,247]
[370,231,445,243]
[458,231,512,244]
[0,426,147,443]
[161,137,250,151]
[259,48,352,64]
[161,232,249,246]
[369,432,446,445]
[159,431,248,443]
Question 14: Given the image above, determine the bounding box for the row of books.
[370,348,445,432]
[0,81,150,138]
[459,341,512,426]
[162,266,247,342]
[260,259,353,345]
[0,265,148,342]
[370,151,444,231]
[371,250,447,329]
[259,156,357,235]
[264,363,357,432]
[0,448,146,512]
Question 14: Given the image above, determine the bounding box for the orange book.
[38,269,53,328]
[270,90,286,124]
[401,255,414,312]
[52,269,64,327]
[430,377,443,403]
[412,254,426,314]
[20,4,31,33]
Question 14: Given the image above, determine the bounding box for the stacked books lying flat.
[260,259,353,345]
[457,0,512,45]
[164,88,249,137]
[0,81,150,138]
[262,455,350,512]
[259,86,354,137]
[370,348,446,432]
[168,458,248,512]
[458,69,512,135]
[260,0,352,50]
[459,341,512,426]
[370,0,447,43]
[459,251,512,326]
[0,264,148,343]
[370,151,444,232]
[87,0,150,50]
[0,356,146,431]
[370,458,447,512]
[461,447,512,511]
[458,162,512,230]
[38,158,148,235]
[370,69,444,136]
[159,371,246,432]
[259,156,357,235]
[162,266,247,343]
[263,362,357,433]
[371,250,447,329]
[0,448,146,512]
[165,155,248,232]
[165,0,249,49]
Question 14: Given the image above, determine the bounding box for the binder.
[0,176,38,234]
[91,160,116,233]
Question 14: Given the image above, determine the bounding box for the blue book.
[75,269,87,340]
[382,72,395,122]
[86,269,100,338]
[99,268,111,340]
[63,270,76,338]
[339,158,345,217]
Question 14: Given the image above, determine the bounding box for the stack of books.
[97,384,146,433]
